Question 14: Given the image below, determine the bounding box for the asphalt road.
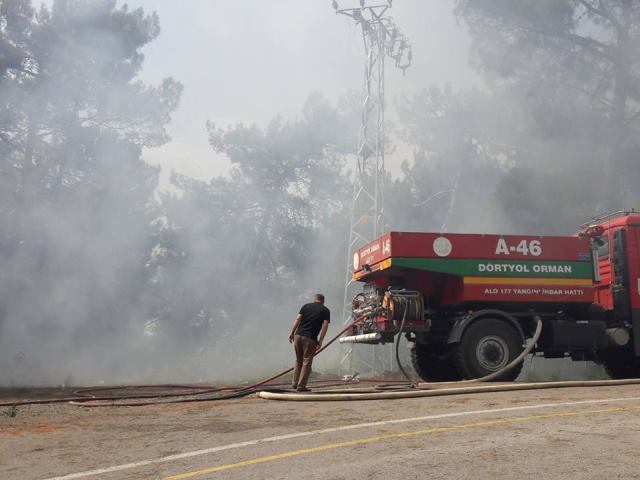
[2,385,640,479]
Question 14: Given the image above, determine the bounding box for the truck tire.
[453,318,524,381]
[601,347,640,379]
[410,343,463,382]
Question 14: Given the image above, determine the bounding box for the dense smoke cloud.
[2,0,635,386]
[454,0,640,232]
[0,0,181,385]
[1,0,358,385]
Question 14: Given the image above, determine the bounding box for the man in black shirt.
[288,293,330,392]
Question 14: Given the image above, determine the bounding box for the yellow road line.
[464,276,593,286]
[162,405,640,479]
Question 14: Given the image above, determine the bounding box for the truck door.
[611,228,631,317]
[594,233,613,310]
[622,226,640,310]
[621,226,640,354]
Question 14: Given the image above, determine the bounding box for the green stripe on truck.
[392,257,593,278]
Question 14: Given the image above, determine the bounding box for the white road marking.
[44,395,640,480]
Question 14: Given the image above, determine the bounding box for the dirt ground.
[2,383,640,480]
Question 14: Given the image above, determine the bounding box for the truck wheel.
[454,318,524,381]
[602,347,640,379]
[410,343,463,382]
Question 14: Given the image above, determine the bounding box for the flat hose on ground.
[256,378,640,401]
[256,316,640,401]
[6,317,640,406]
[258,316,543,400]
[0,319,362,408]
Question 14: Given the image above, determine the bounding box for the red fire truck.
[341,211,640,381]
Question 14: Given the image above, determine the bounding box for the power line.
[333,0,412,375]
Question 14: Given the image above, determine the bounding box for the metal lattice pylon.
[333,1,412,376]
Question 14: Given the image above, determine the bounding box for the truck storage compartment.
[540,320,607,354]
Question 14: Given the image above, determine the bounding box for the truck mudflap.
[633,310,640,356]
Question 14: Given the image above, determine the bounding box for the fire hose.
[256,316,640,401]
[256,316,544,400]
[0,319,362,408]
[4,315,640,407]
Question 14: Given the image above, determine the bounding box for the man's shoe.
[291,384,298,390]
[296,387,311,393]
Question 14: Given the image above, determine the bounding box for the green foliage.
[495,166,598,234]
[455,0,640,225]
[390,86,507,233]
[145,94,355,365]
[0,0,181,384]
[6,0,640,384]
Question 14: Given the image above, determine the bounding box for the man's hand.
[289,314,302,344]
[316,319,329,353]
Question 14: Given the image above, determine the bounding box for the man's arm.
[289,314,302,343]
[316,319,330,350]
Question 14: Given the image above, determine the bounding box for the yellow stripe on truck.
[380,259,392,270]
[464,277,593,286]
[352,259,392,281]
